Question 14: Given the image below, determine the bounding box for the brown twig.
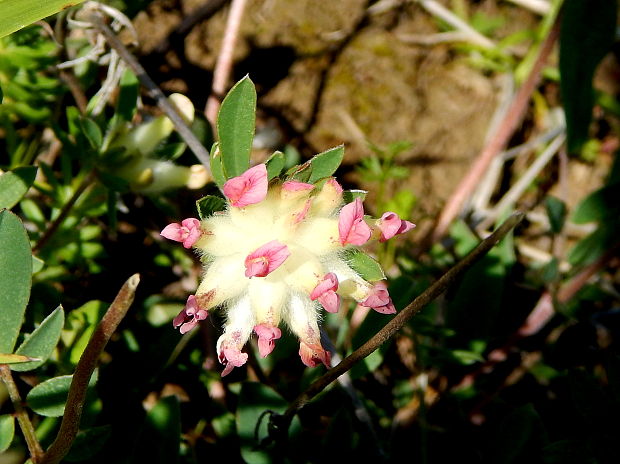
[428,11,562,244]
[40,274,140,464]
[87,12,212,171]
[270,212,524,437]
[0,365,44,462]
[205,0,248,125]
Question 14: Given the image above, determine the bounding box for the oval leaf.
[347,250,385,282]
[217,75,256,178]
[0,166,37,209]
[12,305,64,372]
[265,150,285,180]
[26,371,98,417]
[0,210,32,354]
[0,414,15,453]
[209,142,226,188]
[308,145,344,183]
[196,195,227,220]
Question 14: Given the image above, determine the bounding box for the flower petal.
[360,281,396,314]
[245,240,290,277]
[254,324,282,357]
[299,341,331,368]
[173,295,208,334]
[378,212,415,242]
[219,347,249,377]
[282,181,314,192]
[223,164,268,207]
[160,223,184,242]
[338,198,371,246]
[161,218,202,248]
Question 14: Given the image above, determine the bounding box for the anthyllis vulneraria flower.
[161,163,415,376]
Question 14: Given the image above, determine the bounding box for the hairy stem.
[0,365,44,462]
[272,212,524,436]
[40,274,140,464]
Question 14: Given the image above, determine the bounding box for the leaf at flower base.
[217,75,256,178]
[12,305,64,372]
[545,196,567,234]
[0,210,32,354]
[560,0,617,153]
[196,195,227,220]
[0,415,15,453]
[347,250,385,282]
[26,371,98,417]
[308,145,344,183]
[0,353,39,364]
[265,150,285,180]
[342,190,367,203]
[209,142,226,188]
[79,117,103,150]
[0,166,37,209]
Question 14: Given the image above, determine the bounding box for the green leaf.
[0,166,37,209]
[568,225,613,266]
[346,250,385,281]
[196,195,227,220]
[342,189,367,203]
[135,396,181,464]
[209,142,226,188]
[217,75,256,178]
[572,184,620,224]
[80,117,103,150]
[12,305,64,371]
[265,151,285,180]
[0,0,85,38]
[0,415,15,453]
[26,371,98,417]
[61,300,106,366]
[560,0,617,153]
[237,383,300,464]
[545,196,567,233]
[32,255,44,273]
[0,353,39,363]
[0,210,32,354]
[115,69,139,122]
[64,426,112,462]
[308,145,344,183]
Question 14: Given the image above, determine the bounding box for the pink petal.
[378,212,416,242]
[161,218,202,248]
[294,199,312,223]
[244,240,290,278]
[254,324,282,357]
[318,292,340,313]
[360,281,396,314]
[299,341,331,368]
[160,223,184,242]
[338,198,371,246]
[219,347,248,377]
[223,164,268,207]
[173,295,208,334]
[282,181,314,192]
[310,273,338,299]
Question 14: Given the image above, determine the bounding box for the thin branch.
[33,170,97,253]
[40,274,140,464]
[205,0,249,125]
[0,365,44,462]
[87,12,212,171]
[428,10,561,244]
[270,212,524,437]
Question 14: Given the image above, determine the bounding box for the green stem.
[0,365,44,462]
[271,212,524,438]
[39,274,140,464]
[32,170,97,253]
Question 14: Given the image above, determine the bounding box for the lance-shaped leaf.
[308,145,344,183]
[196,195,227,220]
[217,75,256,178]
[0,415,15,453]
[26,371,98,417]
[0,210,32,354]
[0,353,39,364]
[347,249,385,282]
[12,305,64,371]
[0,0,85,38]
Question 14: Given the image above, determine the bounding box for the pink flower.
[254,324,282,357]
[310,273,340,313]
[338,198,372,246]
[223,164,268,207]
[377,212,416,242]
[299,341,331,368]
[282,181,314,192]
[360,281,396,314]
[294,199,312,223]
[244,240,290,277]
[173,295,208,334]
[219,347,249,377]
[161,218,202,248]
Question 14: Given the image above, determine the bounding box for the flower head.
[165,162,414,376]
[161,218,202,248]
[377,212,416,242]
